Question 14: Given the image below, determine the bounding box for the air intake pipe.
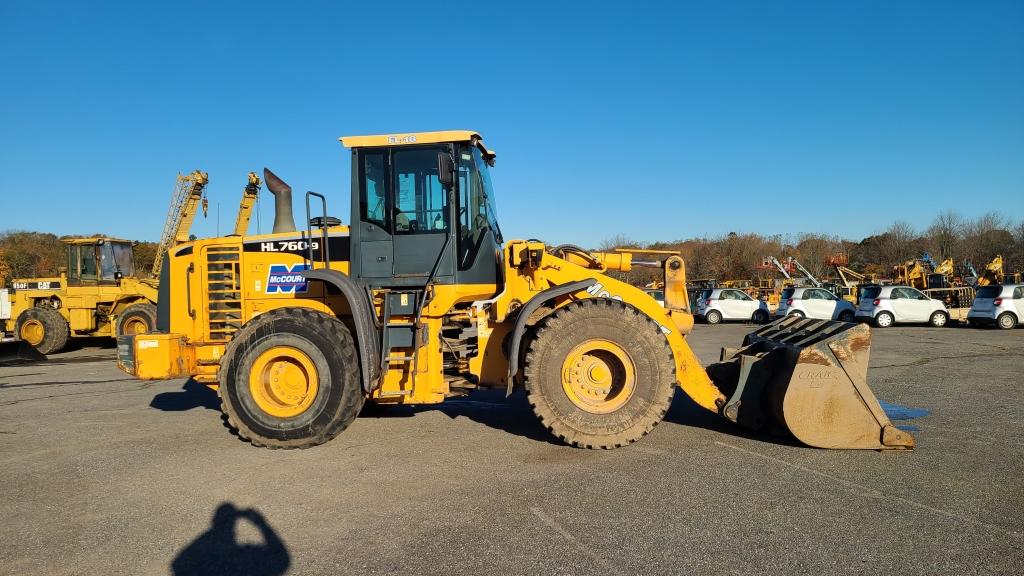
[263,167,297,233]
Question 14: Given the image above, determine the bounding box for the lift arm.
[232,172,261,236]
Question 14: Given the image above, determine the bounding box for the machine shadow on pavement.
[171,502,290,576]
[360,389,560,446]
[663,389,803,448]
[150,378,221,411]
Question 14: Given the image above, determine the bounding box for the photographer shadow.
[171,502,290,576]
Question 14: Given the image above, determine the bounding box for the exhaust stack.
[263,167,297,233]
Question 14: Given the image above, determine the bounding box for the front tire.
[116,303,157,337]
[219,307,364,449]
[788,310,806,318]
[997,312,1017,330]
[929,311,949,328]
[15,307,69,354]
[705,309,723,325]
[523,299,676,449]
[875,311,894,328]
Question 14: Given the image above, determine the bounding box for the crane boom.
[788,257,822,287]
[232,172,262,236]
[835,265,865,288]
[152,170,208,278]
[763,256,791,280]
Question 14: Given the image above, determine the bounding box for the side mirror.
[437,152,455,188]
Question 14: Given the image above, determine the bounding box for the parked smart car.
[967,284,1023,329]
[696,288,770,325]
[775,286,857,321]
[855,285,949,328]
[644,288,665,307]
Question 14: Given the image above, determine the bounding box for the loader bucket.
[705,316,915,450]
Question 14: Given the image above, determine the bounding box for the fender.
[505,278,597,395]
[300,269,381,392]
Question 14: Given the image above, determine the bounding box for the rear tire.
[997,312,1017,330]
[219,307,364,449]
[523,299,676,449]
[788,310,805,318]
[838,310,855,323]
[115,303,157,337]
[15,307,69,355]
[752,309,769,324]
[929,311,948,328]
[705,309,722,325]
[875,311,894,328]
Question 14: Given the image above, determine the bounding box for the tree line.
[602,211,1024,285]
[2,210,1022,287]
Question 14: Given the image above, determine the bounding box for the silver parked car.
[967,284,1023,329]
[855,285,949,328]
[775,287,856,321]
[696,288,771,325]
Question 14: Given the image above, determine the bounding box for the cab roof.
[339,130,496,162]
[62,237,133,245]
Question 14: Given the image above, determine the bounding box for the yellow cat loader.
[1,237,159,357]
[116,131,913,451]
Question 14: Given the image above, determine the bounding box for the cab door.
[353,149,393,278]
[390,146,453,280]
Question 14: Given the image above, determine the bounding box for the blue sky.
[2,1,1021,247]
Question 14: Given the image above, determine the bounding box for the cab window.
[456,146,500,269]
[1014,287,1023,299]
[392,147,448,234]
[80,245,97,280]
[100,246,118,280]
[359,151,388,230]
[67,246,78,279]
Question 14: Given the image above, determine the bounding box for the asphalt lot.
[1,324,1022,576]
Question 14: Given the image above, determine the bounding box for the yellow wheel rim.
[122,317,149,335]
[20,319,45,346]
[248,346,319,418]
[561,339,637,414]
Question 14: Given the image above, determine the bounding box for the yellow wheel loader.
[1,237,158,355]
[0,171,213,357]
[116,131,914,451]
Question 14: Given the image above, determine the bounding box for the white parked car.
[775,287,856,322]
[855,285,949,328]
[644,289,665,307]
[967,284,1023,329]
[696,288,770,325]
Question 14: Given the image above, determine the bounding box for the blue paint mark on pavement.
[879,401,930,421]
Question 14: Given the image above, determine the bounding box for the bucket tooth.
[707,317,915,450]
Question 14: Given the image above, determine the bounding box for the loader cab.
[343,132,503,292]
[65,238,136,285]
